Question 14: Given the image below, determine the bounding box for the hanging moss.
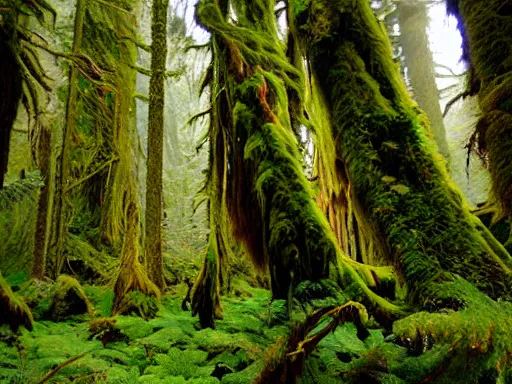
[448,0,512,218]
[195,0,403,328]
[0,271,33,331]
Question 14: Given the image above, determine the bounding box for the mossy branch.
[63,157,119,193]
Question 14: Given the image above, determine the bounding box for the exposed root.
[255,302,368,384]
[112,202,160,318]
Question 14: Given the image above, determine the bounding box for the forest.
[0,0,511,382]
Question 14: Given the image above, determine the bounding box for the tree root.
[255,302,368,384]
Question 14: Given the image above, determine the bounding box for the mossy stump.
[50,275,93,321]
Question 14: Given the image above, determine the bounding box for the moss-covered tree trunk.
[194,0,399,327]
[0,28,22,189]
[49,0,86,278]
[145,0,168,290]
[32,126,52,279]
[447,0,512,218]
[111,0,161,317]
[397,1,450,159]
[295,0,511,302]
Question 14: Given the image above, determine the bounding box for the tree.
[31,123,51,279]
[448,0,512,219]
[145,0,169,290]
[0,0,54,189]
[192,0,399,329]
[397,1,450,158]
[194,0,512,380]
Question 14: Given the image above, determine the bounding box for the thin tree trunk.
[32,126,52,279]
[50,0,86,277]
[398,2,450,158]
[145,0,168,290]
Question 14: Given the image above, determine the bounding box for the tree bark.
[397,2,450,159]
[145,0,168,290]
[0,28,22,189]
[448,0,512,217]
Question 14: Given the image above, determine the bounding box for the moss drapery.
[448,0,512,219]
[276,0,512,380]
[192,0,402,330]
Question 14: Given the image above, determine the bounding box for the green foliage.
[0,281,289,383]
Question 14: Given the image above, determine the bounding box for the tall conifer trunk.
[397,2,450,159]
[145,0,168,290]
[49,0,86,278]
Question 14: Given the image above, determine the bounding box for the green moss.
[296,0,512,303]
[50,275,93,321]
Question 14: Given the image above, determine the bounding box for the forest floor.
[0,278,389,384]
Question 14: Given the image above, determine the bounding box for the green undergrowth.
[0,280,291,384]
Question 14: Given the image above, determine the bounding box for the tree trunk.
[397,2,450,159]
[49,0,86,278]
[0,29,22,189]
[32,126,52,279]
[448,0,512,218]
[195,0,399,321]
[145,0,168,290]
[297,0,511,303]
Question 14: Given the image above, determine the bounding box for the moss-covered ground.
[0,278,291,384]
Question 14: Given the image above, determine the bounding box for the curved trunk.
[296,0,512,301]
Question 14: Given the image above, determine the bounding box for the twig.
[94,0,131,14]
[64,157,119,193]
[135,93,149,103]
[443,90,470,117]
[38,353,87,384]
